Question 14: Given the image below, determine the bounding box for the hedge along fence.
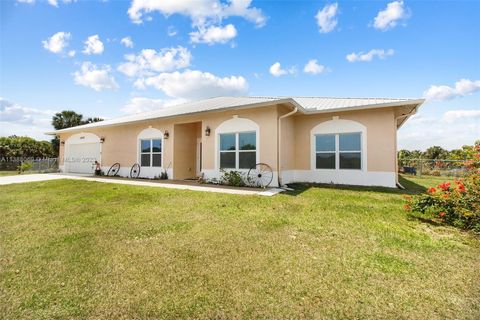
[398,158,468,177]
[0,157,58,172]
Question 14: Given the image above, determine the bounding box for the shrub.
[160,171,168,180]
[17,161,32,173]
[405,144,480,232]
[220,169,246,187]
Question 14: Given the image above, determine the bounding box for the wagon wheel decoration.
[247,163,273,188]
[107,163,120,176]
[130,163,141,179]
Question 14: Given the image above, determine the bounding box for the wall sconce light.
[164,130,170,139]
[60,140,65,145]
[100,137,105,143]
[205,126,211,136]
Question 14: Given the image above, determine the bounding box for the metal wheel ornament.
[247,163,274,188]
[107,163,120,176]
[130,163,141,179]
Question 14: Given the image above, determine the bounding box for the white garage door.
[65,142,101,174]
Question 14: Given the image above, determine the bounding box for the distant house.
[48,96,424,188]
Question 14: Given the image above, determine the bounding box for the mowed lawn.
[0,171,19,177]
[1,176,479,319]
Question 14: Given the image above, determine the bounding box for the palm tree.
[50,111,104,155]
[51,110,84,130]
[81,117,104,125]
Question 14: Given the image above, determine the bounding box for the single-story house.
[48,96,424,188]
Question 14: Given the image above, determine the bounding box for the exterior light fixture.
[100,137,105,143]
[164,130,170,139]
[205,126,211,136]
[60,140,65,145]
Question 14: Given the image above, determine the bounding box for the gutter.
[277,104,298,187]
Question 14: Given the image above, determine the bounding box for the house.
[48,96,424,188]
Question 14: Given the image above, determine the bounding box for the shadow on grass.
[406,214,444,227]
[284,175,427,196]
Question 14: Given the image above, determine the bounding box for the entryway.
[173,122,202,180]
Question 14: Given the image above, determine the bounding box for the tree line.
[1,111,102,158]
[398,141,480,161]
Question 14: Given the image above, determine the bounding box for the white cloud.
[118,46,192,77]
[190,24,237,44]
[424,79,480,101]
[303,59,327,75]
[42,31,71,54]
[120,36,134,48]
[121,97,187,114]
[82,35,104,55]
[346,49,395,62]
[315,3,338,33]
[48,0,75,7]
[269,62,286,77]
[442,110,480,123]
[73,62,118,92]
[134,70,248,100]
[68,50,76,57]
[269,62,296,77]
[18,0,76,6]
[0,98,57,140]
[0,98,56,124]
[127,0,266,28]
[398,109,480,150]
[373,1,410,31]
[167,26,178,37]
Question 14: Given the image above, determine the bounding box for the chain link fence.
[0,157,59,173]
[398,159,468,177]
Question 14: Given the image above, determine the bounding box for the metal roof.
[48,96,424,134]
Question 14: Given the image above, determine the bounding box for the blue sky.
[0,0,479,150]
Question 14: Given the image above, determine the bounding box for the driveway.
[0,173,283,196]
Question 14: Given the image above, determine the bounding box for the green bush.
[17,162,32,173]
[405,144,480,232]
[220,169,246,187]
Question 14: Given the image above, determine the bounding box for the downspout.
[277,105,298,187]
[394,105,418,188]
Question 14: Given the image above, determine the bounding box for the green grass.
[1,175,479,319]
[0,171,19,176]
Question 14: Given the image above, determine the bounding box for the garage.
[64,133,101,174]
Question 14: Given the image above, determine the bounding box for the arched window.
[137,128,163,168]
[311,118,367,171]
[215,117,259,170]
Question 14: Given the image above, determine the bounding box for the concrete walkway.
[0,173,284,196]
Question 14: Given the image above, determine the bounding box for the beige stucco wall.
[58,105,282,172]
[58,122,174,168]
[292,108,397,172]
[58,104,398,180]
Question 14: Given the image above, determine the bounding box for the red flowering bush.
[405,144,480,232]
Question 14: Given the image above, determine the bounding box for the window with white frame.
[140,138,162,167]
[219,131,256,169]
[315,132,362,170]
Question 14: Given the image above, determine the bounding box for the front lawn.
[0,171,19,177]
[1,176,479,319]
